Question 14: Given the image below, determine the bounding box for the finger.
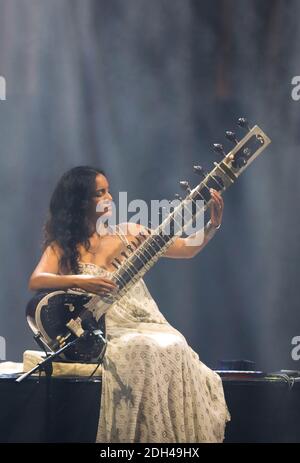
[99,277,117,284]
[100,288,113,295]
[211,195,221,211]
[100,292,111,298]
[211,201,222,222]
[209,198,215,214]
[102,290,112,296]
[98,278,118,287]
[210,189,220,202]
[216,198,223,210]
[209,197,218,214]
[211,192,223,209]
[211,189,221,200]
[215,191,224,205]
[211,188,222,199]
[211,201,219,216]
[98,282,118,290]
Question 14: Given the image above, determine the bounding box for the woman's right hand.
[74,274,118,297]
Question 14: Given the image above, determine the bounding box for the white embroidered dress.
[78,229,230,443]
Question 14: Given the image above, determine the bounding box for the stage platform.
[0,372,300,443]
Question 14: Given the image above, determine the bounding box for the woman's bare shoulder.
[45,241,63,259]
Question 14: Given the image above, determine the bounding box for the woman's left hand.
[209,189,224,228]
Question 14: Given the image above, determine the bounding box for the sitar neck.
[107,121,271,303]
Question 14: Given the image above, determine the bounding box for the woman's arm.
[166,188,224,258]
[127,188,224,259]
[164,219,220,259]
[28,245,117,295]
[28,244,79,290]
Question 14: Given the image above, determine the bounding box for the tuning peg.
[212,144,226,156]
[179,181,191,193]
[111,258,122,269]
[135,236,142,245]
[174,193,183,201]
[232,157,247,169]
[193,165,206,177]
[237,117,250,132]
[121,251,129,258]
[138,231,148,240]
[225,131,239,144]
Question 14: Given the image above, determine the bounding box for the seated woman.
[28,165,230,443]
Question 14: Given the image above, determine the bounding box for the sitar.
[26,118,271,363]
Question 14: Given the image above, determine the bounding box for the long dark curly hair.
[43,166,106,274]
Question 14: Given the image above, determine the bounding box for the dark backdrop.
[0,0,299,372]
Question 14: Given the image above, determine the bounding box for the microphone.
[81,318,101,333]
[81,318,106,344]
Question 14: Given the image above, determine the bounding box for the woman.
[29,165,230,443]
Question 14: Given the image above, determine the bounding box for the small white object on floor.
[0,361,23,374]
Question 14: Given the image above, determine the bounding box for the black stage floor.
[0,373,299,443]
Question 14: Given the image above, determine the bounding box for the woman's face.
[93,174,113,218]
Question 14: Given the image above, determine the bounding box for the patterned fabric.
[78,261,231,443]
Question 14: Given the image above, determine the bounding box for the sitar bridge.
[66,317,85,338]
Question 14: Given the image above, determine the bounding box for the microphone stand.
[16,336,85,383]
[15,328,106,383]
